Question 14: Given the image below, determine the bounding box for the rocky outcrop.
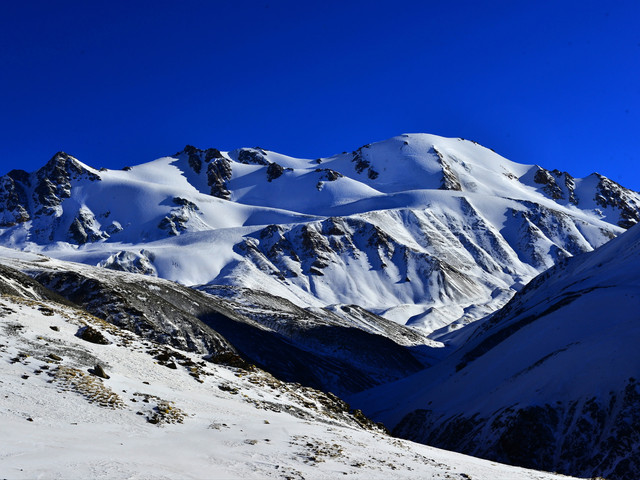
[533,167,578,205]
[0,173,30,226]
[182,145,225,175]
[99,249,157,276]
[266,162,286,182]
[534,167,564,200]
[315,168,343,190]
[207,158,233,199]
[236,148,269,165]
[433,147,462,191]
[0,152,102,238]
[33,152,100,216]
[594,174,640,228]
[351,147,379,180]
[157,197,200,236]
[68,208,108,245]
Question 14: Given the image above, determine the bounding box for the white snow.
[0,290,576,480]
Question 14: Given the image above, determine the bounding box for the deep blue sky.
[2,1,639,188]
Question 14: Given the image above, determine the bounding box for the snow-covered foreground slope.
[0,134,638,333]
[350,224,640,480]
[0,266,577,480]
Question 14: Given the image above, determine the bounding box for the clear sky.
[1,1,639,188]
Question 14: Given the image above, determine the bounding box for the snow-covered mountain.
[1,134,638,336]
[0,249,578,480]
[2,131,639,479]
[350,223,640,480]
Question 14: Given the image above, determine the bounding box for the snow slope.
[0,263,577,480]
[0,134,638,333]
[350,223,640,480]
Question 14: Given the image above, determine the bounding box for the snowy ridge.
[0,134,638,334]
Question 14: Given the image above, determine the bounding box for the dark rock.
[100,250,156,276]
[105,222,123,235]
[316,168,343,182]
[206,158,233,200]
[534,167,564,200]
[187,151,202,174]
[48,353,62,361]
[237,149,269,166]
[68,218,89,244]
[172,197,199,210]
[89,364,110,379]
[204,148,224,162]
[76,325,111,345]
[351,148,370,174]
[594,174,640,228]
[158,209,190,236]
[38,306,54,316]
[266,162,285,182]
[67,209,107,245]
[433,147,462,191]
[0,174,30,226]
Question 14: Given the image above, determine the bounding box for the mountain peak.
[0,134,638,330]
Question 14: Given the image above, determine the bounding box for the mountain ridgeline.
[1,134,639,479]
[0,134,638,334]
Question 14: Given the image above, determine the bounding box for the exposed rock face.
[77,325,111,345]
[207,158,233,199]
[157,197,200,236]
[33,152,100,216]
[433,147,462,191]
[0,152,102,238]
[351,146,379,180]
[99,250,157,276]
[68,208,108,245]
[266,162,286,182]
[594,174,640,228]
[182,145,225,175]
[533,167,579,205]
[530,167,640,228]
[502,201,597,269]
[0,173,30,226]
[533,167,565,200]
[236,148,269,165]
[316,168,343,182]
[183,145,203,174]
[0,264,76,305]
[315,168,344,190]
[32,267,237,356]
